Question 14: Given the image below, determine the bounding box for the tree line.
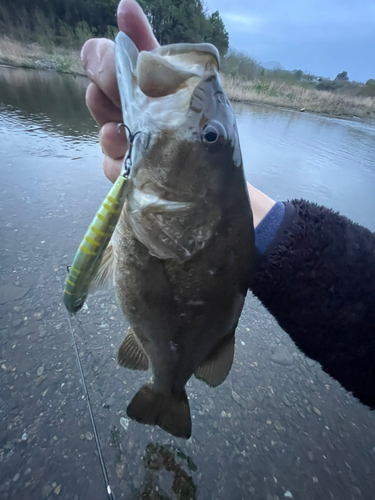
[138,0,228,54]
[1,0,118,39]
[222,49,375,97]
[0,0,229,54]
[1,0,372,94]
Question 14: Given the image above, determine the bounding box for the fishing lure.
[63,125,138,314]
[63,173,130,314]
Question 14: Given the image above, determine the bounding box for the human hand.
[81,0,158,182]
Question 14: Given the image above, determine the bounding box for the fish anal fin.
[194,333,235,387]
[127,384,191,439]
[89,242,115,294]
[118,328,149,370]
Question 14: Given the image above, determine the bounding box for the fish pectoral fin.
[194,333,235,387]
[118,328,149,370]
[89,242,115,294]
[127,384,191,439]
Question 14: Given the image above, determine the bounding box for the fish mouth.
[115,32,220,132]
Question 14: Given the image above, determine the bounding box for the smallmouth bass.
[67,32,255,439]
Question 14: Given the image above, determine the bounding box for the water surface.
[1,66,375,500]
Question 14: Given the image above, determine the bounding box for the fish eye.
[203,125,219,144]
[201,121,226,149]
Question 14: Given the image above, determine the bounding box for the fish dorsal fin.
[89,242,115,294]
[194,333,235,387]
[118,328,149,371]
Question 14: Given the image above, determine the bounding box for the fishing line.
[58,273,115,500]
[58,122,139,497]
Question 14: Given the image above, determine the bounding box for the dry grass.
[221,74,375,119]
[1,37,374,120]
[0,37,83,74]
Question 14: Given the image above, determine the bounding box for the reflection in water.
[233,102,375,229]
[0,66,96,139]
[140,444,197,500]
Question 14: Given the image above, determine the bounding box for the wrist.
[247,183,276,228]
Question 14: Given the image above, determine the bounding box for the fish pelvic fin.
[89,242,115,294]
[127,384,192,439]
[194,332,235,387]
[118,328,149,371]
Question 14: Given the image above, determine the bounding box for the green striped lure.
[63,173,131,314]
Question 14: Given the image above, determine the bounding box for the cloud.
[223,12,264,31]
[204,0,375,82]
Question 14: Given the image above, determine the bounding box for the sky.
[204,0,375,83]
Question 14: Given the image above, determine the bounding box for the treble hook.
[117,123,141,176]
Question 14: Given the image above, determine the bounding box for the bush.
[221,49,260,80]
[316,80,338,91]
[360,80,375,97]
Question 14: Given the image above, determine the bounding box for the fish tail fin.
[127,384,191,439]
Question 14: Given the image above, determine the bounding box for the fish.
[91,31,255,439]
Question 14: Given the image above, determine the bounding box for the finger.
[81,1,159,113]
[99,122,128,159]
[81,38,121,109]
[86,83,123,125]
[103,156,123,183]
[117,0,159,51]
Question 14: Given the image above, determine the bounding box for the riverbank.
[221,75,375,120]
[0,37,83,74]
[1,38,374,120]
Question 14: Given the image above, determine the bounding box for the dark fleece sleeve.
[250,199,375,409]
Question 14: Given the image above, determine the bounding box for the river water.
[0,66,375,500]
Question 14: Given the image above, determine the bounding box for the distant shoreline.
[1,38,374,121]
[221,74,375,121]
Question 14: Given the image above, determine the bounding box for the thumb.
[117,0,159,51]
